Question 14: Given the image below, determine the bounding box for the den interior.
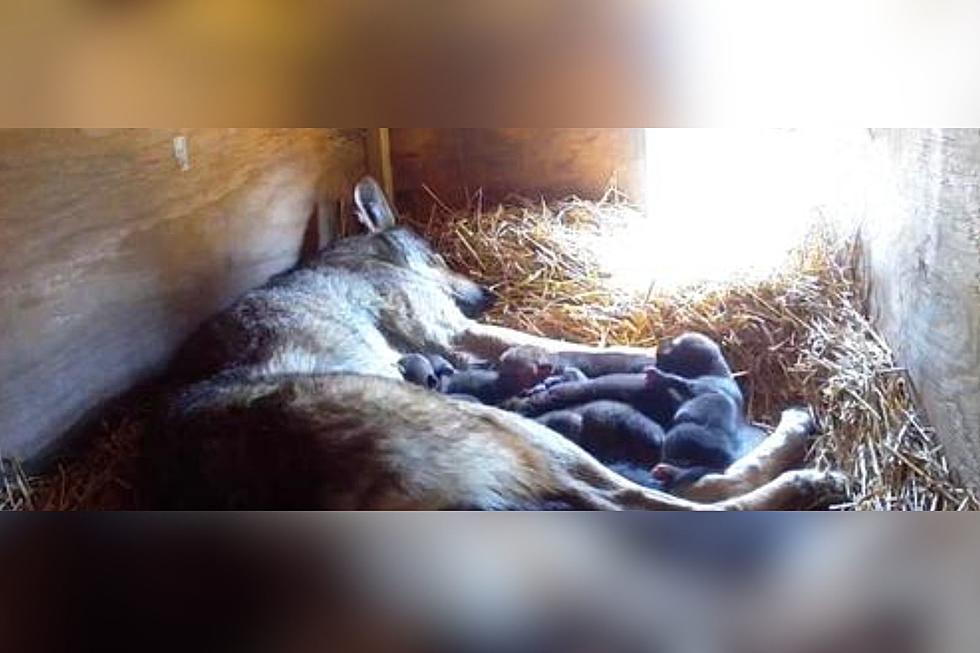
[1,128,978,510]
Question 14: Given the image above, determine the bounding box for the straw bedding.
[4,191,976,510]
[405,189,978,511]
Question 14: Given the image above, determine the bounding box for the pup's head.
[655,332,732,379]
[498,346,557,390]
[397,354,439,390]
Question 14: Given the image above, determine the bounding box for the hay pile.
[407,189,979,511]
[1,409,147,510]
[5,191,976,510]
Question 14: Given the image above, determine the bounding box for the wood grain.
[389,129,646,214]
[860,129,980,484]
[0,128,365,462]
[366,128,394,200]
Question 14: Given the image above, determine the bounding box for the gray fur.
[170,189,491,384]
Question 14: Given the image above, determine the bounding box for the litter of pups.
[399,331,764,495]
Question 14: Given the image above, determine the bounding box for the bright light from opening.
[593,129,872,293]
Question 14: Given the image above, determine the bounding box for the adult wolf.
[155,177,845,510]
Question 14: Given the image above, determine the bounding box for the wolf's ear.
[353,176,397,233]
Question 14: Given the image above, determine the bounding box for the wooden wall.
[389,129,646,215]
[0,128,365,463]
[858,129,980,484]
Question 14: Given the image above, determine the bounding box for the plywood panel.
[0,128,365,462]
[859,129,980,484]
[390,129,645,214]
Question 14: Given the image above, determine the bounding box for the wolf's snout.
[454,281,497,318]
[476,286,497,311]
